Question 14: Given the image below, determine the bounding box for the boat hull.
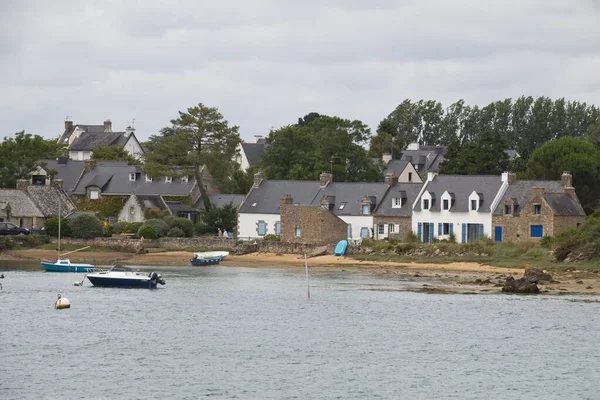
[86,275,158,289]
[41,262,95,273]
[190,257,221,266]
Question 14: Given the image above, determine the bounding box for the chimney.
[64,120,73,131]
[407,142,420,151]
[382,153,392,164]
[320,194,329,208]
[427,172,437,182]
[319,172,332,188]
[51,179,64,189]
[57,156,68,165]
[564,187,576,199]
[253,171,263,188]
[532,186,545,198]
[84,160,97,172]
[104,119,112,132]
[502,171,517,184]
[254,135,263,143]
[125,126,135,138]
[562,171,572,188]
[16,179,29,191]
[384,172,398,186]
[280,194,293,206]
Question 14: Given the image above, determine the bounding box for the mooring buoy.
[55,294,71,309]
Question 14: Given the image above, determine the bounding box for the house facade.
[491,172,585,241]
[373,174,423,240]
[412,173,509,243]
[235,135,266,171]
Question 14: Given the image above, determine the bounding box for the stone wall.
[280,201,347,245]
[373,216,412,240]
[553,215,584,235]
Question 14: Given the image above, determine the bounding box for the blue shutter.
[417,222,422,242]
[275,222,281,235]
[429,223,434,243]
[531,225,543,238]
[449,224,453,235]
[438,223,442,236]
[479,224,484,239]
[461,223,466,243]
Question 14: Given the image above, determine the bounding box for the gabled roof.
[165,201,199,214]
[135,195,168,211]
[0,190,43,217]
[22,185,75,217]
[59,124,105,145]
[492,180,565,216]
[195,194,246,211]
[38,159,86,194]
[400,147,446,175]
[374,183,424,217]
[311,182,390,217]
[241,142,266,167]
[544,193,585,216]
[239,180,321,214]
[415,175,504,212]
[383,159,410,176]
[69,131,126,151]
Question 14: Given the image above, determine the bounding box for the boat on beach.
[85,265,165,289]
[41,259,95,273]
[190,251,229,266]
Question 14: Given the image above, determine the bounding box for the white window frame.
[89,190,99,200]
[129,173,136,182]
[145,175,152,183]
[181,175,188,183]
[423,199,430,210]
[165,176,172,183]
[442,199,449,210]
[392,198,402,208]
[378,224,385,235]
[389,224,395,233]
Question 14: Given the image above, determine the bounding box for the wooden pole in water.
[304,253,310,299]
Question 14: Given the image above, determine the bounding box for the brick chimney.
[532,186,545,199]
[502,171,517,184]
[384,172,398,187]
[65,120,73,131]
[104,119,112,132]
[51,179,64,189]
[253,171,263,188]
[319,172,332,188]
[562,171,572,188]
[280,194,293,206]
[84,160,97,172]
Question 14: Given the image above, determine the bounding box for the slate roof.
[400,147,446,175]
[38,159,85,194]
[239,181,321,214]
[69,131,126,151]
[135,195,168,211]
[415,175,504,212]
[374,183,424,217]
[0,190,44,217]
[492,180,584,216]
[165,201,199,214]
[311,182,390,217]
[195,194,246,210]
[23,185,76,217]
[241,142,266,167]
[383,159,410,176]
[59,124,105,145]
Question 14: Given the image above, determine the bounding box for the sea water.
[1,263,599,399]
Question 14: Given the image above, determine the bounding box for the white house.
[412,172,510,243]
[235,135,267,171]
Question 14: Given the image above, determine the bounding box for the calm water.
[1,262,600,400]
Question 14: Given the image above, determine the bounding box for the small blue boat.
[190,256,222,266]
[41,259,95,273]
[86,265,165,289]
[333,240,348,256]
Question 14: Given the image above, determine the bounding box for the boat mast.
[58,198,61,256]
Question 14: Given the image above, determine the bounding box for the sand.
[3,249,599,296]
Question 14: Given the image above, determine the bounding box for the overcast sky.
[1,0,599,142]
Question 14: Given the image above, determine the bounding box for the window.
[145,175,152,183]
[378,225,385,235]
[129,173,136,182]
[360,227,370,238]
[257,221,266,236]
[295,227,301,237]
[347,224,352,238]
[251,202,257,207]
[389,224,395,233]
[89,190,99,200]
[442,223,450,235]
[423,199,430,210]
[338,202,346,210]
[530,224,543,238]
[504,204,512,215]
[275,222,281,236]
[129,206,135,215]
[362,204,369,215]
[181,175,188,183]
[165,176,172,183]
[471,199,477,211]
[533,204,541,215]
[443,199,449,210]
[408,172,413,182]
[392,198,402,208]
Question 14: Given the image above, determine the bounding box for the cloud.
[0,0,599,141]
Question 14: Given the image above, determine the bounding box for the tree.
[525,137,600,213]
[144,103,242,210]
[260,114,382,182]
[91,145,138,164]
[195,202,238,235]
[439,131,510,175]
[0,131,65,188]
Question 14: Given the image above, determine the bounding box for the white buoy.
[55,294,70,309]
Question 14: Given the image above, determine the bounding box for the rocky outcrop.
[524,268,554,283]
[502,276,540,294]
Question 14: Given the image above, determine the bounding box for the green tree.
[144,103,242,210]
[195,202,238,235]
[439,131,510,175]
[91,145,138,164]
[0,131,65,188]
[525,137,600,213]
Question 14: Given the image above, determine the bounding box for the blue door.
[531,225,543,238]
[494,226,502,242]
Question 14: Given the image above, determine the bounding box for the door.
[530,225,543,238]
[494,226,502,242]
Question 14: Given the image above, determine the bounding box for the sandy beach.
[2,248,599,296]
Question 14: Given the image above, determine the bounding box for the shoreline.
[1,249,598,296]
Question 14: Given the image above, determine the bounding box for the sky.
[1,0,599,143]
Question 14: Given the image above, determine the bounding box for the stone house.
[491,172,585,241]
[279,194,347,245]
[118,194,201,223]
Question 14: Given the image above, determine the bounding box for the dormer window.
[361,204,369,215]
[181,175,188,183]
[423,199,430,210]
[129,173,136,182]
[392,198,402,208]
[165,176,172,183]
[471,199,477,211]
[145,175,152,183]
[443,199,449,210]
[338,202,346,210]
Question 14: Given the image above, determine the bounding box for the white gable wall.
[398,163,422,183]
[118,195,144,223]
[123,135,144,160]
[235,143,251,171]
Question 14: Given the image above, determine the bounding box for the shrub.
[263,234,280,241]
[167,227,186,237]
[395,242,417,255]
[138,225,158,239]
[448,232,456,243]
[144,207,170,220]
[405,231,419,243]
[540,235,554,250]
[144,218,169,237]
[44,218,72,238]
[103,225,113,237]
[170,218,194,237]
[124,222,143,234]
[162,215,176,227]
[112,221,128,234]
[69,214,104,239]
